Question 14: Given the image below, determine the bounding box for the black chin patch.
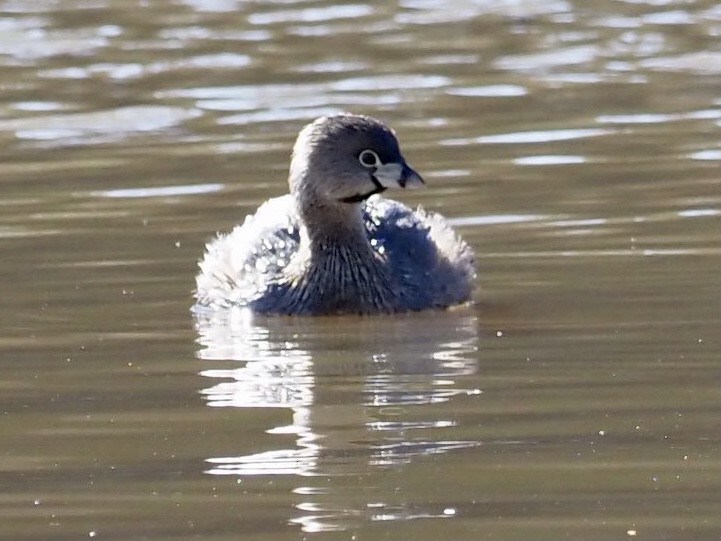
[339,186,386,204]
[338,173,387,204]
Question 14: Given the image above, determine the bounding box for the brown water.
[1,1,720,540]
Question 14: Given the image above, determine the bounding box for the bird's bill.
[374,161,425,189]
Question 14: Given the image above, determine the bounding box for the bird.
[194,113,474,315]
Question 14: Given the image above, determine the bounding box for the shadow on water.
[194,307,479,532]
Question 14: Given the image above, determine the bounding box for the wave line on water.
[93,183,224,198]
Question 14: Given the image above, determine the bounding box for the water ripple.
[248,5,374,25]
[94,183,224,199]
[1,105,201,142]
[514,155,587,165]
[446,84,528,97]
[441,128,612,146]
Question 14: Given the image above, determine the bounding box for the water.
[1,1,719,540]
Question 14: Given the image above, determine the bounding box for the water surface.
[1,1,719,540]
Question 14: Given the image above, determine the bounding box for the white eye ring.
[358,149,381,168]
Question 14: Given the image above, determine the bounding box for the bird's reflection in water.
[194,307,479,532]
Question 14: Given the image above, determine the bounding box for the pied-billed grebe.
[194,113,474,315]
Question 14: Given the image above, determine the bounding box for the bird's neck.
[298,241,396,314]
[290,202,398,314]
[295,187,369,248]
[301,208,376,269]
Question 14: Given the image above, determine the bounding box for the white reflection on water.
[94,183,224,199]
[495,45,599,72]
[689,149,721,161]
[597,109,721,124]
[195,307,479,531]
[247,4,374,25]
[440,127,613,146]
[446,84,528,97]
[677,209,721,218]
[156,74,447,126]
[514,154,586,165]
[640,51,721,74]
[0,105,201,143]
[0,24,109,60]
[53,52,253,81]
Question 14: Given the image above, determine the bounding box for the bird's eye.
[358,149,381,168]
